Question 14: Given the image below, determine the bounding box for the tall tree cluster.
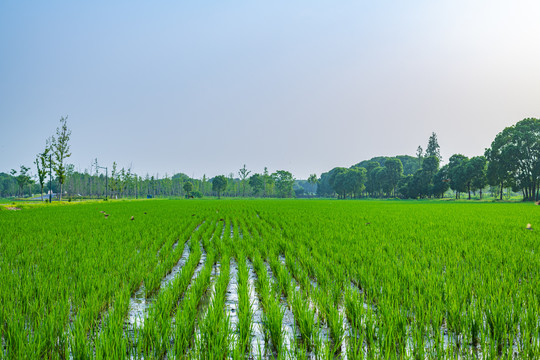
[485,118,540,201]
[317,132,485,200]
[9,116,73,201]
[318,119,539,201]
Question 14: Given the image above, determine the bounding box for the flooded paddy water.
[225,259,239,339]
[3,200,540,359]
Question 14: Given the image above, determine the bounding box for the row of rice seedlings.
[0,204,168,358]
[225,257,240,348]
[144,216,204,297]
[137,219,216,358]
[93,285,132,359]
[272,205,397,357]
[5,198,540,358]
[233,202,540,358]
[251,212,314,358]
[252,251,286,358]
[265,204,385,358]
[89,207,204,339]
[84,227,178,356]
[344,287,367,359]
[248,214,325,357]
[3,295,70,359]
[267,251,321,357]
[280,242,347,356]
[139,215,224,352]
[283,205,409,358]
[233,212,272,357]
[172,249,216,358]
[234,251,253,356]
[286,201,533,358]
[196,252,232,358]
[0,201,200,358]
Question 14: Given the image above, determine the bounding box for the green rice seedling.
[327,305,345,354]
[173,250,215,357]
[138,239,203,358]
[94,285,131,359]
[199,306,231,359]
[251,251,285,356]
[291,332,309,360]
[252,253,270,304]
[264,294,285,356]
[290,290,316,350]
[144,217,204,298]
[198,252,231,359]
[235,253,253,354]
[174,289,199,355]
[4,199,540,358]
[347,323,365,360]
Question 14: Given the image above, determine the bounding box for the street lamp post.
[97,166,108,200]
[49,154,53,203]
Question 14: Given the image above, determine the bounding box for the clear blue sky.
[1,1,539,179]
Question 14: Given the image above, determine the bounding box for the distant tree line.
[2,117,539,202]
[2,117,298,200]
[317,118,540,201]
[0,164,298,200]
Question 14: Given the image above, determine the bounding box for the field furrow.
[2,200,540,358]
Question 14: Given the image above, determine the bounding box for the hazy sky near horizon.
[1,1,539,179]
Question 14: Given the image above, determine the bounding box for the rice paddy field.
[1,199,539,359]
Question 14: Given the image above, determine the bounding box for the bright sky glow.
[1,1,539,179]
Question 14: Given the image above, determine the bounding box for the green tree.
[384,158,403,197]
[468,156,487,199]
[397,174,413,198]
[329,167,348,198]
[110,162,119,198]
[345,167,367,198]
[431,165,450,198]
[263,167,274,197]
[425,132,442,162]
[485,118,540,201]
[212,175,227,199]
[238,164,251,197]
[183,181,193,197]
[354,156,420,176]
[201,174,208,196]
[403,163,434,199]
[485,144,514,200]
[422,156,439,178]
[51,116,72,201]
[379,167,394,196]
[364,161,381,197]
[248,174,264,196]
[448,154,469,199]
[273,170,294,198]
[34,144,50,201]
[316,170,334,197]
[416,146,424,168]
[11,166,31,197]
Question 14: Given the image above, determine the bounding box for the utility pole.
[97,166,108,200]
[49,154,52,203]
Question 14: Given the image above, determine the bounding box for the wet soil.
[225,259,239,333]
[247,259,266,357]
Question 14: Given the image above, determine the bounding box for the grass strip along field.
[0,199,539,359]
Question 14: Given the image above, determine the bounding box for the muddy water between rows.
[265,262,297,356]
[127,221,207,329]
[127,241,191,328]
[247,259,266,357]
[225,259,239,339]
